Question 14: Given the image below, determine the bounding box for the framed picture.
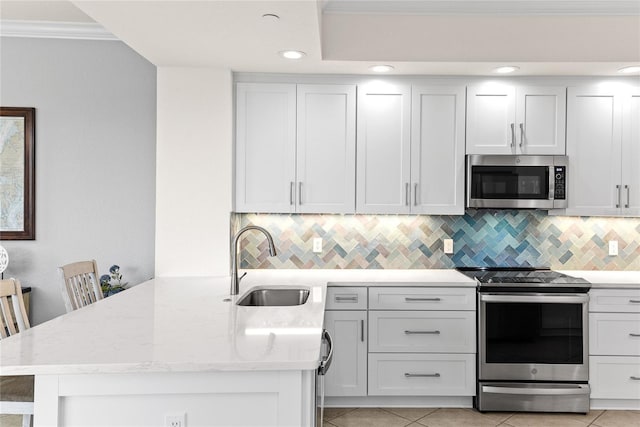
[0,107,35,240]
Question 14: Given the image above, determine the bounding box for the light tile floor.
[321,408,640,427]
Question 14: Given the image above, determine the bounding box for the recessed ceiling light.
[279,50,306,60]
[618,65,640,74]
[493,66,520,74]
[262,13,280,22]
[369,65,394,73]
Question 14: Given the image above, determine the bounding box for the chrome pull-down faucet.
[230,226,277,295]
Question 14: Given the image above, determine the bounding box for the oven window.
[471,166,549,199]
[485,302,583,364]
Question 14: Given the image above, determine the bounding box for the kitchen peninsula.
[0,269,477,426]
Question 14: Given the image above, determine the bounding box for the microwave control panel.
[554,166,566,200]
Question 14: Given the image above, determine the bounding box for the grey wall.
[0,37,156,325]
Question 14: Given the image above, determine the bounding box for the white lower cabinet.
[589,288,640,408]
[368,353,475,396]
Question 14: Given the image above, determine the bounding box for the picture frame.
[0,107,35,240]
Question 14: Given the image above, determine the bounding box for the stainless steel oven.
[458,267,591,413]
[467,155,568,209]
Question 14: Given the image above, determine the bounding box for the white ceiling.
[1,0,639,76]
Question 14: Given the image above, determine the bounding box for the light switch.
[444,239,454,254]
[609,240,618,256]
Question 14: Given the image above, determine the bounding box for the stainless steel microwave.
[467,155,568,209]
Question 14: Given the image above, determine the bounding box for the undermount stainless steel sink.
[236,288,310,307]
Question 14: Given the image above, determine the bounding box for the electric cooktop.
[456,267,591,291]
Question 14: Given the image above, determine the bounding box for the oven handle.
[482,384,590,396]
[480,294,589,304]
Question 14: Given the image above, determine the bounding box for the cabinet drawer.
[326,287,367,310]
[368,287,475,311]
[590,289,640,313]
[369,311,475,353]
[590,356,640,399]
[589,312,640,356]
[368,353,475,396]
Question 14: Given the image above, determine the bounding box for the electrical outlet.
[609,240,619,256]
[444,239,454,254]
[165,413,186,427]
[313,237,323,253]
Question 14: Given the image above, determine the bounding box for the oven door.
[479,293,589,382]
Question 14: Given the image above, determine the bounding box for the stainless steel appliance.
[458,267,591,413]
[467,155,568,209]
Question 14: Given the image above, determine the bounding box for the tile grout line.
[588,410,607,426]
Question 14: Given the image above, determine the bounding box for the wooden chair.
[57,259,103,312]
[0,278,34,427]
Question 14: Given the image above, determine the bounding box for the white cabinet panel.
[368,353,475,396]
[368,287,476,311]
[325,287,368,310]
[622,91,640,216]
[369,311,475,353]
[411,86,466,214]
[467,85,516,154]
[235,83,296,213]
[590,289,640,313]
[356,84,412,214]
[590,312,640,356]
[323,310,367,396]
[297,85,356,213]
[590,356,640,399]
[517,86,566,155]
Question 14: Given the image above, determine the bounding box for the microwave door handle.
[549,167,555,200]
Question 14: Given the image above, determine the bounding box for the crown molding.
[0,20,117,41]
[323,1,640,16]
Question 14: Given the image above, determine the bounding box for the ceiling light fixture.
[262,13,280,22]
[370,65,394,73]
[618,65,640,74]
[493,66,520,74]
[279,50,306,60]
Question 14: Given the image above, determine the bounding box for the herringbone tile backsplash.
[236,210,640,270]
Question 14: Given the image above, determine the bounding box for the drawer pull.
[630,300,640,304]
[335,296,357,302]
[404,330,441,335]
[629,333,640,337]
[405,297,441,302]
[405,373,440,378]
[631,376,640,381]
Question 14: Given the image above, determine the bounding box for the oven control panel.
[554,166,566,200]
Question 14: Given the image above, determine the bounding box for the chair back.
[0,278,30,339]
[57,259,103,312]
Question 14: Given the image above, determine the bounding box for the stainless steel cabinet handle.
[335,296,357,302]
[629,333,640,337]
[404,330,440,335]
[298,182,303,205]
[631,376,640,381]
[405,297,441,302]
[625,184,630,208]
[414,183,418,206]
[616,184,621,208]
[510,123,515,147]
[519,123,524,147]
[405,373,440,378]
[405,183,410,206]
[630,300,640,304]
[360,319,365,342]
[290,182,295,205]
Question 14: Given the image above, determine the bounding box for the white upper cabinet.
[411,85,466,214]
[356,83,412,214]
[560,85,639,217]
[297,84,356,213]
[235,83,297,213]
[467,84,566,155]
[235,83,356,213]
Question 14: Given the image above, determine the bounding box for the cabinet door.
[235,83,296,213]
[516,86,566,155]
[411,85,466,214]
[564,87,623,216]
[297,85,356,213]
[466,84,516,154]
[356,83,411,213]
[323,310,367,396]
[622,90,640,216]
